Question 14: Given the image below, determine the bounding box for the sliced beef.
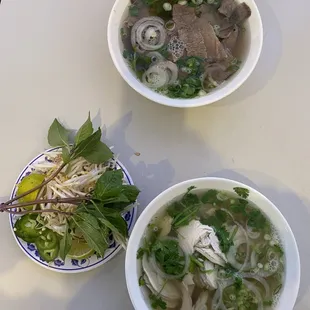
[222,25,239,52]
[218,0,237,17]
[173,4,198,27]
[229,2,251,25]
[173,4,207,58]
[178,27,207,58]
[173,4,229,60]
[199,5,223,26]
[204,63,233,84]
[196,19,229,60]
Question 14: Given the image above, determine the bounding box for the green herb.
[137,247,145,259]
[152,239,186,276]
[230,199,247,214]
[263,300,273,306]
[48,118,70,147]
[72,212,109,257]
[273,244,284,257]
[201,189,219,204]
[157,45,170,58]
[234,276,242,290]
[129,4,139,16]
[167,187,201,229]
[61,147,71,164]
[274,284,282,294]
[139,274,146,286]
[59,222,72,260]
[247,209,267,229]
[201,210,233,253]
[74,113,93,145]
[227,58,242,72]
[149,293,167,310]
[233,187,249,199]
[123,50,152,81]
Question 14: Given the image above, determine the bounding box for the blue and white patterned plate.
[9,147,137,273]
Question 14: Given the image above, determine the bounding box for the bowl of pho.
[125,178,300,309]
[108,0,263,107]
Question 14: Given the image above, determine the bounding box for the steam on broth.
[121,0,251,99]
[137,187,285,309]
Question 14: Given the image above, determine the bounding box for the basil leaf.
[91,202,128,245]
[83,141,113,164]
[71,128,101,159]
[48,118,70,147]
[121,185,140,203]
[94,170,123,201]
[74,113,93,145]
[62,147,71,164]
[72,213,108,257]
[59,223,72,260]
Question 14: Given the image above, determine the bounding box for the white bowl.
[9,147,137,273]
[108,1,263,108]
[125,177,300,309]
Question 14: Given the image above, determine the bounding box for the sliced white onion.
[226,230,250,272]
[131,17,166,52]
[142,61,178,89]
[242,273,271,298]
[246,220,261,239]
[243,280,264,310]
[146,51,165,64]
[157,61,178,84]
[142,66,170,89]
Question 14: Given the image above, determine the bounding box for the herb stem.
[2,162,67,206]
[8,208,73,216]
[0,197,89,212]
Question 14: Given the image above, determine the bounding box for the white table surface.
[0,0,309,309]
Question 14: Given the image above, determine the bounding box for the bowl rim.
[125,177,300,310]
[107,0,264,108]
[9,147,137,273]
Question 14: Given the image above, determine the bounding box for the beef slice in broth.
[218,0,237,17]
[173,4,229,60]
[222,25,239,52]
[229,2,252,25]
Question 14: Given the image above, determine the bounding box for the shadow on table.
[66,251,134,310]
[208,169,310,304]
[209,0,283,108]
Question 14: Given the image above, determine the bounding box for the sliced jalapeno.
[35,229,59,262]
[14,214,40,242]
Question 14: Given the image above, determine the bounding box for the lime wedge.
[68,239,94,259]
[17,174,45,209]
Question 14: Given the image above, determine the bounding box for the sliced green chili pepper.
[14,214,40,242]
[35,229,59,262]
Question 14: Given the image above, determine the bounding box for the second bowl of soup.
[125,177,300,309]
[108,0,263,107]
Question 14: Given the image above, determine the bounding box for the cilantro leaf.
[201,189,219,204]
[149,294,167,310]
[129,5,139,16]
[167,188,201,229]
[152,239,186,276]
[233,187,250,199]
[138,275,146,286]
[201,210,233,253]
[247,209,267,229]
